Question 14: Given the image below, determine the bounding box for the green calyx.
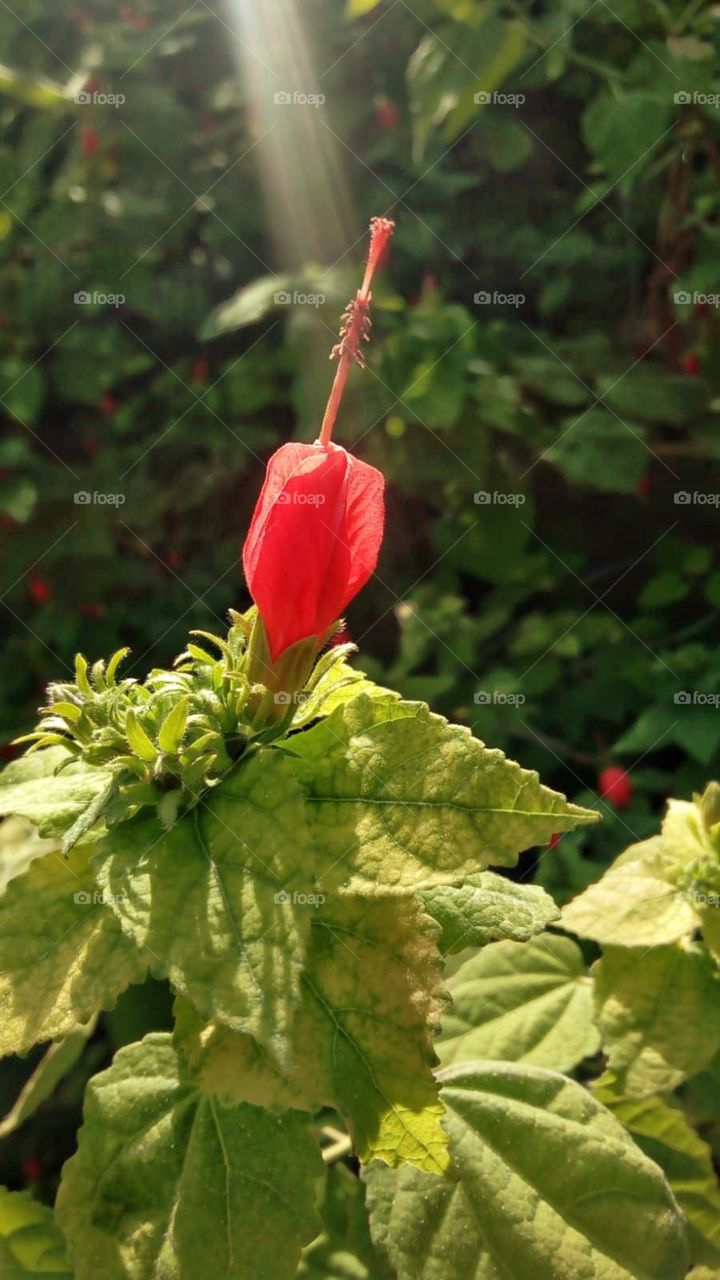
[15,607,356,830]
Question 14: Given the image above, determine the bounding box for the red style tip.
[318,216,395,446]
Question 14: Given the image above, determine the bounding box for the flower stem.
[318,216,395,447]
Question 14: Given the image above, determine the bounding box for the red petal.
[243,442,384,661]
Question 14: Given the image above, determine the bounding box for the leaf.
[0,846,146,1056]
[593,1079,720,1262]
[173,996,305,1112]
[437,934,599,1073]
[345,0,381,14]
[56,1033,324,1280]
[596,370,707,427]
[548,409,648,494]
[595,944,720,1096]
[298,895,450,1172]
[0,1188,71,1277]
[94,749,317,1068]
[0,1019,96,1137]
[364,1060,689,1280]
[201,273,291,339]
[419,871,559,954]
[123,709,156,761]
[0,747,113,841]
[286,693,598,896]
[562,835,697,947]
[176,896,451,1174]
[0,817,56,894]
[407,18,526,158]
[638,572,690,610]
[0,63,70,108]
[157,697,189,753]
[582,91,673,187]
[298,1163,395,1280]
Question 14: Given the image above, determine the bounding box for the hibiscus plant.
[0,222,700,1280]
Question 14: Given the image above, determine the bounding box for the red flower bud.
[598,765,633,808]
[243,442,384,662]
[81,126,101,158]
[28,575,51,606]
[242,217,394,665]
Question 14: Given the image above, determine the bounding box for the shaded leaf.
[56,1034,324,1280]
[438,934,599,1072]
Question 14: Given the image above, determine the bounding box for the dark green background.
[1,0,720,906]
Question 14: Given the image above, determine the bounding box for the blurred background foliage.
[0,0,719,913]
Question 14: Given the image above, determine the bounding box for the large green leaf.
[0,748,112,841]
[364,1061,689,1280]
[419,871,559,954]
[95,749,316,1068]
[176,896,451,1174]
[437,934,599,1072]
[287,694,597,896]
[0,846,146,1056]
[0,1188,71,1277]
[562,836,697,947]
[56,1034,324,1280]
[595,944,720,1096]
[593,1078,720,1263]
